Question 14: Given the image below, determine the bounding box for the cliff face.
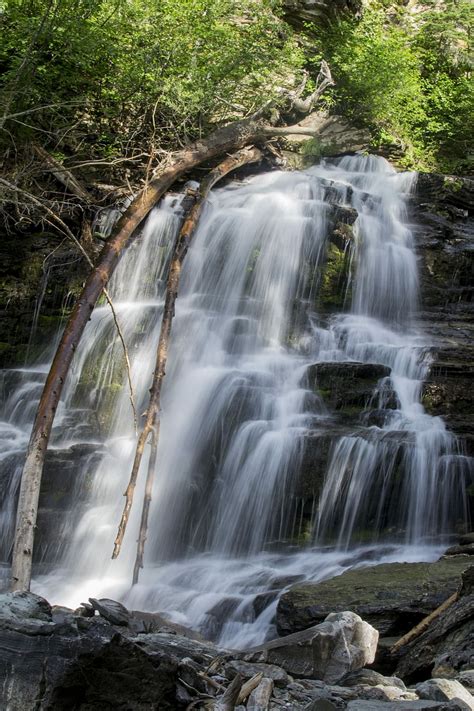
[413,175,474,454]
[296,170,474,533]
[0,233,88,367]
[282,0,362,28]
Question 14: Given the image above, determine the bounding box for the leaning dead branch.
[292,60,334,113]
[112,147,262,575]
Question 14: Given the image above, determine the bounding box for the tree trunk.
[111,147,262,580]
[11,112,323,591]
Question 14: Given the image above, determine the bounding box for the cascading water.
[0,155,471,649]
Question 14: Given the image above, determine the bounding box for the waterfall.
[0,155,471,649]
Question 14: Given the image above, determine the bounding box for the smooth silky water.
[0,156,471,649]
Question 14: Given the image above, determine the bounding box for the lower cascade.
[0,155,472,650]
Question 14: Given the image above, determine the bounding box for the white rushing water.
[0,155,471,648]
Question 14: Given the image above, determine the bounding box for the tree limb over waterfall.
[11,67,333,592]
[110,148,262,582]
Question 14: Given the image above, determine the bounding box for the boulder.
[416,679,474,709]
[458,671,474,693]
[129,609,205,639]
[135,631,220,667]
[245,611,378,683]
[89,597,129,625]
[0,590,53,626]
[277,557,472,637]
[0,591,178,710]
[354,685,414,701]
[338,668,406,690]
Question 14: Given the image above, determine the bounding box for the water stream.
[0,155,471,648]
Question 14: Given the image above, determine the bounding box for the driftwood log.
[11,75,333,591]
[214,673,243,711]
[110,147,262,584]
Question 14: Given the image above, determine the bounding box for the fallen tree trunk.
[110,147,262,579]
[11,111,326,592]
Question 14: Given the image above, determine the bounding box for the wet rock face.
[0,232,89,367]
[413,174,474,451]
[0,442,104,567]
[306,361,391,416]
[276,557,472,637]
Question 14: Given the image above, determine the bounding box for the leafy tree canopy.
[0,0,303,159]
[309,0,473,171]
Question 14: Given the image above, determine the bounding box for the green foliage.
[0,0,304,157]
[0,0,471,174]
[310,0,473,172]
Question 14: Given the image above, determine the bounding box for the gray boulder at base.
[89,596,129,625]
[416,679,474,709]
[0,591,204,710]
[458,671,474,692]
[245,611,378,682]
[338,668,406,689]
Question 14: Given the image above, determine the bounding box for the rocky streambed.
[1,550,473,710]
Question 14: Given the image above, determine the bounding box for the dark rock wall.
[294,172,474,542]
[282,0,362,29]
[413,175,474,455]
[0,231,89,367]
